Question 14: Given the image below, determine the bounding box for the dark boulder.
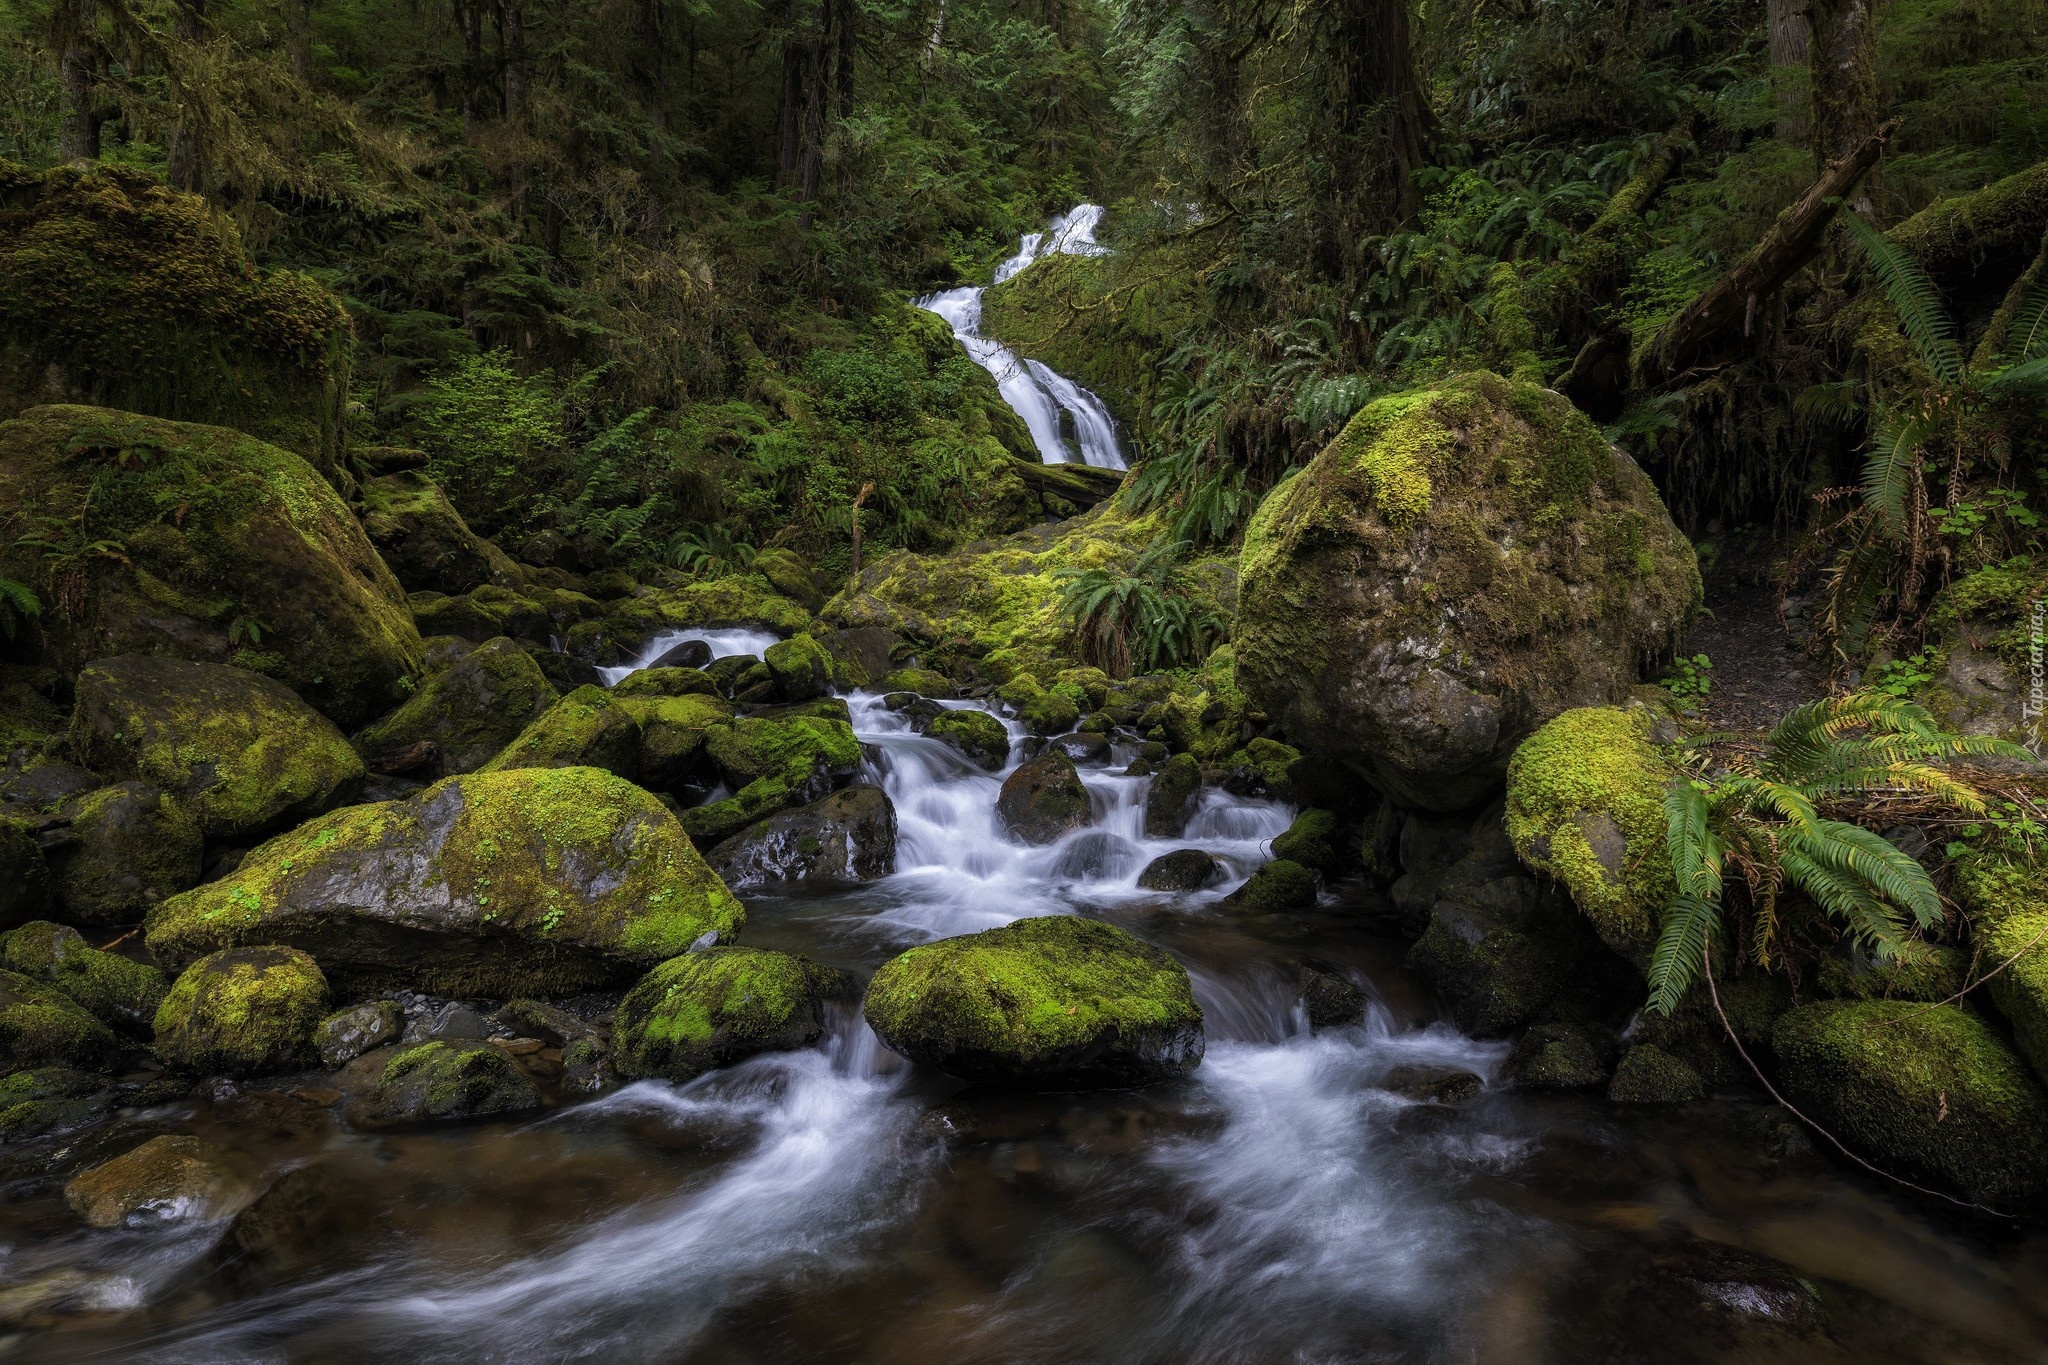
[707,783,898,888]
[997,753,1092,845]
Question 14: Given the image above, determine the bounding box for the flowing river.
[8,221,2048,1362]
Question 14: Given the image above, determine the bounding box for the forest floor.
[1686,535,1827,734]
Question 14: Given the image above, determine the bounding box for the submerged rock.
[153,946,329,1076]
[927,709,1010,770]
[998,752,1091,845]
[146,766,745,997]
[1381,1064,1482,1104]
[1136,849,1223,892]
[0,921,166,1033]
[64,1134,256,1228]
[863,916,1204,1089]
[352,637,559,778]
[0,407,422,726]
[1234,371,1697,812]
[1772,1000,2048,1206]
[612,947,833,1083]
[45,781,203,925]
[69,656,366,840]
[707,783,898,887]
[351,1040,541,1125]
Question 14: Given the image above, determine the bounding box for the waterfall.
[917,204,1128,471]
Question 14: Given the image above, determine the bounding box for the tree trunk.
[287,0,314,83]
[55,0,100,164]
[1328,0,1433,224]
[459,0,485,139]
[774,0,813,189]
[1768,0,1811,145]
[833,0,854,197]
[165,0,210,192]
[1810,0,1877,205]
[500,0,526,120]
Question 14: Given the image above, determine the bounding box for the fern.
[1842,209,1964,387]
[0,576,41,640]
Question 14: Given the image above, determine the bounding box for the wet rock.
[1270,808,1343,877]
[1381,1064,1482,1104]
[1019,690,1081,737]
[611,666,720,699]
[1234,373,1695,812]
[0,760,98,810]
[1608,1044,1704,1103]
[0,1066,114,1140]
[1047,831,1139,881]
[1299,966,1367,1027]
[707,783,898,888]
[1136,849,1224,892]
[314,1000,404,1068]
[359,469,524,596]
[45,781,203,925]
[997,753,1091,845]
[494,998,605,1050]
[352,636,559,779]
[704,653,763,696]
[1404,872,1610,1036]
[145,766,744,997]
[483,684,646,781]
[0,823,53,927]
[863,916,1204,1090]
[1040,732,1112,766]
[1505,1021,1614,1089]
[816,627,901,689]
[1223,859,1318,910]
[1219,738,1301,804]
[0,921,166,1032]
[881,667,957,699]
[64,1134,256,1227]
[613,947,833,1083]
[1563,1240,1826,1361]
[153,946,329,1076]
[648,637,713,670]
[881,691,945,724]
[225,1160,377,1281]
[1772,1000,2048,1206]
[680,710,863,846]
[560,1036,615,1095]
[926,709,1010,770]
[0,969,119,1068]
[763,633,834,701]
[350,1040,542,1125]
[69,656,366,840]
[1143,753,1201,838]
[407,1000,490,1043]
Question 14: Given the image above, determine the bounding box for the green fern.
[1842,209,1964,387]
[0,576,41,640]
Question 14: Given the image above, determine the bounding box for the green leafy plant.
[1648,692,2030,1015]
[0,576,41,640]
[1659,652,1713,701]
[1869,648,1939,698]
[1055,539,1225,677]
[664,524,758,578]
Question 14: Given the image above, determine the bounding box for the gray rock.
[349,1040,542,1125]
[997,753,1092,845]
[1143,753,1201,838]
[707,783,898,887]
[649,638,713,670]
[1136,849,1223,892]
[1299,966,1367,1027]
[315,1001,404,1067]
[1381,1064,1481,1104]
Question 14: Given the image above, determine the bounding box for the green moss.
[0,921,166,1032]
[1954,853,2048,1085]
[618,691,734,788]
[1271,809,1342,875]
[0,1066,112,1141]
[47,779,203,925]
[862,915,1204,1088]
[480,684,643,779]
[353,636,558,775]
[0,406,423,727]
[1772,1000,2048,1207]
[359,1040,539,1123]
[1607,1044,1704,1103]
[1019,689,1081,736]
[1143,752,1202,837]
[152,945,328,1075]
[1226,859,1319,910]
[684,714,862,845]
[1504,705,1676,959]
[0,967,120,1067]
[613,947,829,1081]
[612,667,720,699]
[880,667,956,699]
[926,708,1010,770]
[69,655,367,839]
[146,765,746,996]
[763,633,833,699]
[1818,946,1969,1003]
[608,572,813,645]
[0,163,353,484]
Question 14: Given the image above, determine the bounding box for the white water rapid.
[917,204,1128,470]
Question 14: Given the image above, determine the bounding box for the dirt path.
[1683,540,1827,734]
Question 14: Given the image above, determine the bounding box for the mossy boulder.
[46,780,203,925]
[64,1133,257,1227]
[0,408,423,726]
[146,766,744,996]
[1224,859,1320,910]
[927,708,1010,770]
[1954,853,2048,1086]
[359,470,524,596]
[1772,1000,2048,1207]
[613,947,833,1082]
[353,636,559,778]
[0,1065,113,1140]
[763,633,834,701]
[411,587,550,645]
[0,968,119,1067]
[612,666,720,699]
[605,573,813,647]
[0,921,165,1032]
[1505,1021,1614,1089]
[153,945,328,1075]
[1817,946,1969,1003]
[882,667,956,699]
[351,1040,541,1125]
[1136,848,1223,892]
[1143,752,1202,838]
[1270,808,1342,876]
[683,712,863,846]
[69,655,366,839]
[1406,876,1602,1036]
[1019,689,1082,736]
[481,684,645,781]
[706,783,897,888]
[1235,372,1697,812]
[1505,704,1679,959]
[0,164,353,487]
[1608,1044,1704,1103]
[864,915,1203,1088]
[997,752,1091,845]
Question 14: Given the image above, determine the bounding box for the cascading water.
[917,205,1128,470]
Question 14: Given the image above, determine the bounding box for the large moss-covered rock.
[46,780,203,924]
[1505,704,1678,959]
[69,655,366,839]
[0,164,353,486]
[707,783,897,888]
[153,945,328,1075]
[1954,853,2048,1085]
[1143,752,1202,838]
[863,915,1204,1089]
[0,408,422,726]
[65,1134,257,1227]
[1223,859,1319,910]
[145,766,744,996]
[763,633,833,701]
[359,470,524,596]
[1235,372,1697,812]
[353,637,559,778]
[0,968,119,1067]
[997,752,1091,844]
[926,708,1010,770]
[480,683,645,780]
[351,1040,541,1125]
[0,1065,113,1140]
[0,921,165,1032]
[604,573,813,648]
[683,713,863,846]
[613,947,832,1082]
[1772,1000,2048,1207]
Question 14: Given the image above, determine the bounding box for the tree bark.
[287,0,314,83]
[458,0,485,139]
[165,0,210,192]
[1769,0,1811,145]
[1639,118,1899,386]
[1810,0,1877,205]
[1328,0,1433,224]
[55,0,101,164]
[500,0,526,120]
